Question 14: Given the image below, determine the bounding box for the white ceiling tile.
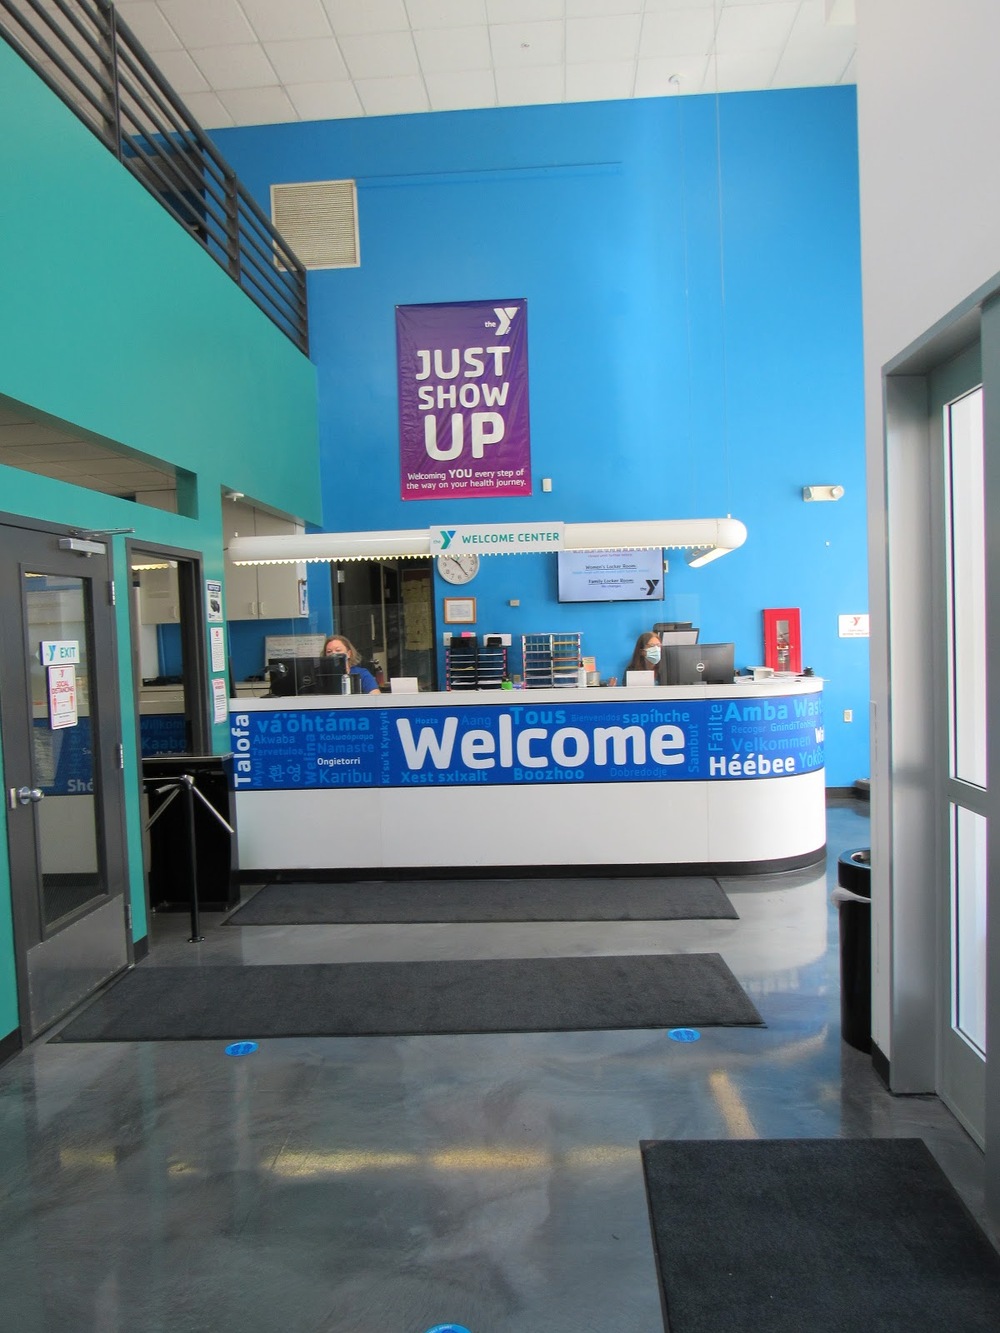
[407,0,489,28]
[565,61,635,101]
[180,90,235,127]
[338,30,420,79]
[567,16,641,64]
[285,80,366,120]
[490,21,564,68]
[264,38,349,84]
[149,48,210,94]
[642,0,716,9]
[495,64,564,105]
[825,0,856,24]
[715,3,798,55]
[157,0,256,48]
[114,3,183,53]
[565,0,639,15]
[640,10,716,59]
[322,0,410,35]
[190,44,279,91]
[217,85,299,123]
[239,0,332,43]
[413,27,492,75]
[634,55,709,97]
[486,0,564,21]
[709,48,778,90]
[787,0,834,43]
[425,69,498,111]
[92,0,858,125]
[788,4,856,50]
[354,75,431,115]
[772,40,854,87]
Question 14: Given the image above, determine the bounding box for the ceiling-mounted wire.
[711,0,734,521]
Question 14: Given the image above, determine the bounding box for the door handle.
[10,786,45,807]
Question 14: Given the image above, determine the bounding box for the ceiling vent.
[270,179,359,271]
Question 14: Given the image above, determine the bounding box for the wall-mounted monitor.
[557,548,664,603]
[658,642,735,686]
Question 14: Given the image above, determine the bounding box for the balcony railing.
[0,0,309,354]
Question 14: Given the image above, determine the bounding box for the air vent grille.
[270,180,359,271]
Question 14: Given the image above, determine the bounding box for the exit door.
[0,520,130,1039]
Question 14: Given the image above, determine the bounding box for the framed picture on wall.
[443,597,476,624]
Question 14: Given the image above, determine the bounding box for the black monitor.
[266,656,322,696]
[653,621,699,645]
[658,642,735,686]
[268,655,353,696]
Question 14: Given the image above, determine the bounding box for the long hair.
[626,632,659,675]
[323,634,360,667]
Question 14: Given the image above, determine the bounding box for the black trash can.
[143,754,239,913]
[834,848,871,1052]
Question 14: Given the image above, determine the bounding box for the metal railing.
[0,0,309,354]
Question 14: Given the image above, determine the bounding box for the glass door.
[0,521,130,1038]
[932,351,987,1144]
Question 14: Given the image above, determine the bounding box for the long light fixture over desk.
[226,517,747,566]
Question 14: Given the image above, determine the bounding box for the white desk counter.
[228,681,825,874]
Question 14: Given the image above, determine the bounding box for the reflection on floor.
[0,799,990,1332]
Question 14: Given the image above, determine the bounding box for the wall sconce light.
[802,485,845,502]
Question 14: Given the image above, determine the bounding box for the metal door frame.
[0,512,131,1039]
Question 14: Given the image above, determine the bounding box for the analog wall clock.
[437,552,480,585]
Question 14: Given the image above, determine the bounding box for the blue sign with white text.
[230,694,823,792]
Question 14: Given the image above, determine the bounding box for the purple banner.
[397,299,531,500]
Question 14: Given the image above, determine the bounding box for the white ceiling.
[114,0,857,130]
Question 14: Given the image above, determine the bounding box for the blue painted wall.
[215,85,868,787]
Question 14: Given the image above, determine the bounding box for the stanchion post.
[182,775,204,943]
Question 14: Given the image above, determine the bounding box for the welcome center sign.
[397,299,531,501]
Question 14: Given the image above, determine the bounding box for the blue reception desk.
[229,680,825,874]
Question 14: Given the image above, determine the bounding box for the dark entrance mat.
[52,952,762,1041]
[225,875,737,925]
[641,1138,1000,1333]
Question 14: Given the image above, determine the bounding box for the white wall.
[856,1,1000,1073]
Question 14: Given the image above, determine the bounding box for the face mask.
[644,646,661,664]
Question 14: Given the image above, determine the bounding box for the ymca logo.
[493,306,519,336]
[439,529,456,550]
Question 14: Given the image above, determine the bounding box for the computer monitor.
[312,655,352,695]
[266,656,324,696]
[268,655,354,696]
[658,642,735,686]
[653,621,699,645]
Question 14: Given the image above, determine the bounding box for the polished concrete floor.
[0,799,990,1332]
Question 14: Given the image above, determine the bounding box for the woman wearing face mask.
[625,631,662,678]
[322,634,382,694]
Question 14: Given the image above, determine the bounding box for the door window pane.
[25,572,104,926]
[946,388,986,787]
[951,803,987,1055]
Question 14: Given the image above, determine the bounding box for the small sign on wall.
[47,664,78,730]
[39,639,80,666]
[206,579,223,622]
[838,614,870,638]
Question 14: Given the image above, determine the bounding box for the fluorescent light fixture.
[226,518,747,566]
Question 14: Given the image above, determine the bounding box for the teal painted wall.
[0,45,321,1044]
